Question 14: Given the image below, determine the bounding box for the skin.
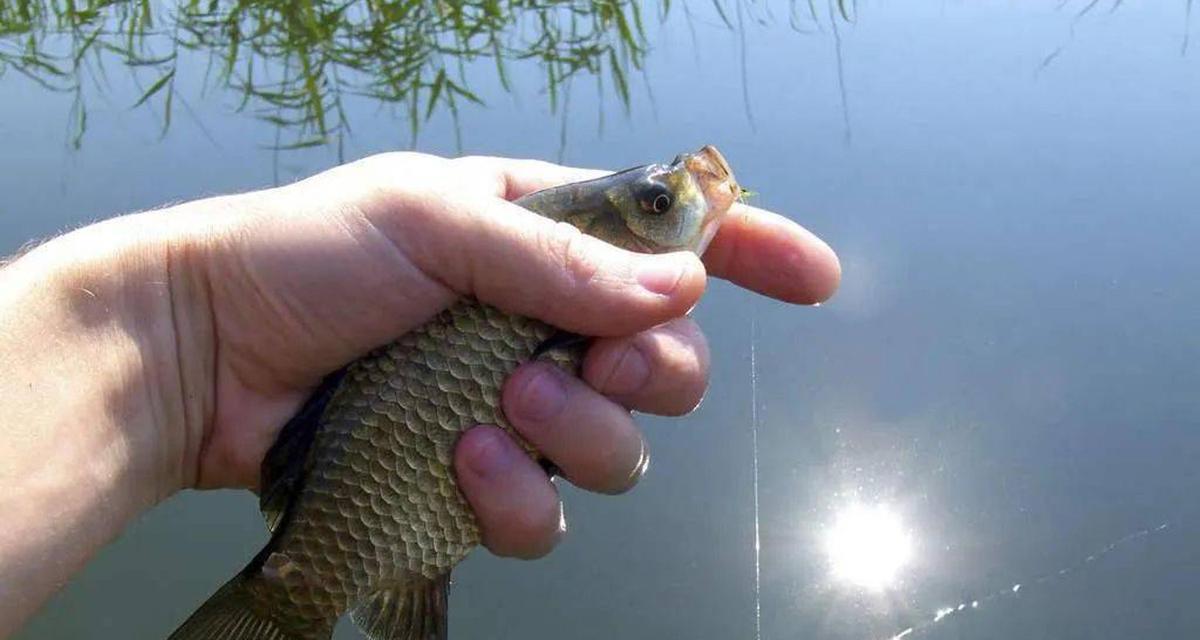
[0,152,839,636]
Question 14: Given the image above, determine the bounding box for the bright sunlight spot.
[824,503,913,590]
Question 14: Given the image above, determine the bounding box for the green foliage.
[0,0,877,148]
[0,0,659,147]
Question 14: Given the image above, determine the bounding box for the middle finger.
[581,317,710,416]
[502,363,648,495]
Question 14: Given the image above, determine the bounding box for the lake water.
[5,1,1200,639]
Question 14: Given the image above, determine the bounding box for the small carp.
[169,146,740,640]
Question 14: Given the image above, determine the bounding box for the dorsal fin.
[259,367,348,532]
[350,574,450,640]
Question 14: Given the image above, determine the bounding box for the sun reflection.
[824,503,913,590]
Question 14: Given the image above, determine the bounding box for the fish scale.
[260,301,564,635]
[167,146,738,640]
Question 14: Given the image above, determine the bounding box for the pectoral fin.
[530,330,590,479]
[531,330,590,362]
[260,367,347,532]
[350,575,450,640]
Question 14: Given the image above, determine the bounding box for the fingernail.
[465,428,516,479]
[601,344,651,396]
[607,436,650,496]
[637,257,686,296]
[512,365,568,423]
[627,439,651,485]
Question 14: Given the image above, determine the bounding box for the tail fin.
[168,574,320,640]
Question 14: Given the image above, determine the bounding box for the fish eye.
[638,182,673,215]
[652,193,672,214]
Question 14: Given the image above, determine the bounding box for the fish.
[167,145,740,640]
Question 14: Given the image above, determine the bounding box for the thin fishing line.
[879,518,1179,640]
[750,312,763,640]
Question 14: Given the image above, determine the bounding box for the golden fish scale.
[252,300,569,633]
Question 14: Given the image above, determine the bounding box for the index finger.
[453,155,608,200]
[462,156,841,304]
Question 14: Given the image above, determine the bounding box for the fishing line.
[878,518,1178,640]
[750,312,763,640]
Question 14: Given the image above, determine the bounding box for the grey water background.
[4,1,1200,638]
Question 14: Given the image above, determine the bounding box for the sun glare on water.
[824,503,914,591]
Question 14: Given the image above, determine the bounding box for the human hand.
[0,151,838,599]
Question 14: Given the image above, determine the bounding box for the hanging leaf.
[425,68,447,120]
[131,68,174,108]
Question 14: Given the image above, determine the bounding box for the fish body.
[168,146,739,640]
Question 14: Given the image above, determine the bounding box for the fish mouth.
[678,145,739,253]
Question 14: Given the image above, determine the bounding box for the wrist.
[1,208,215,511]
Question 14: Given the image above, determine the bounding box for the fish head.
[605,145,739,255]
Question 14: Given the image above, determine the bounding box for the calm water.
[5,2,1200,638]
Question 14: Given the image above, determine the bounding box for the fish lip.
[696,144,734,179]
[680,145,739,252]
[682,145,739,210]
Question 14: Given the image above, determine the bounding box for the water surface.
[4,2,1200,638]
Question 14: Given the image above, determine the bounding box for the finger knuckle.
[451,155,494,174]
[543,222,601,299]
[581,341,637,397]
[635,325,709,416]
[358,151,431,175]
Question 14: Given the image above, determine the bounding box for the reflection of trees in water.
[0,0,865,150]
[2,0,1169,151]
[0,0,667,149]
